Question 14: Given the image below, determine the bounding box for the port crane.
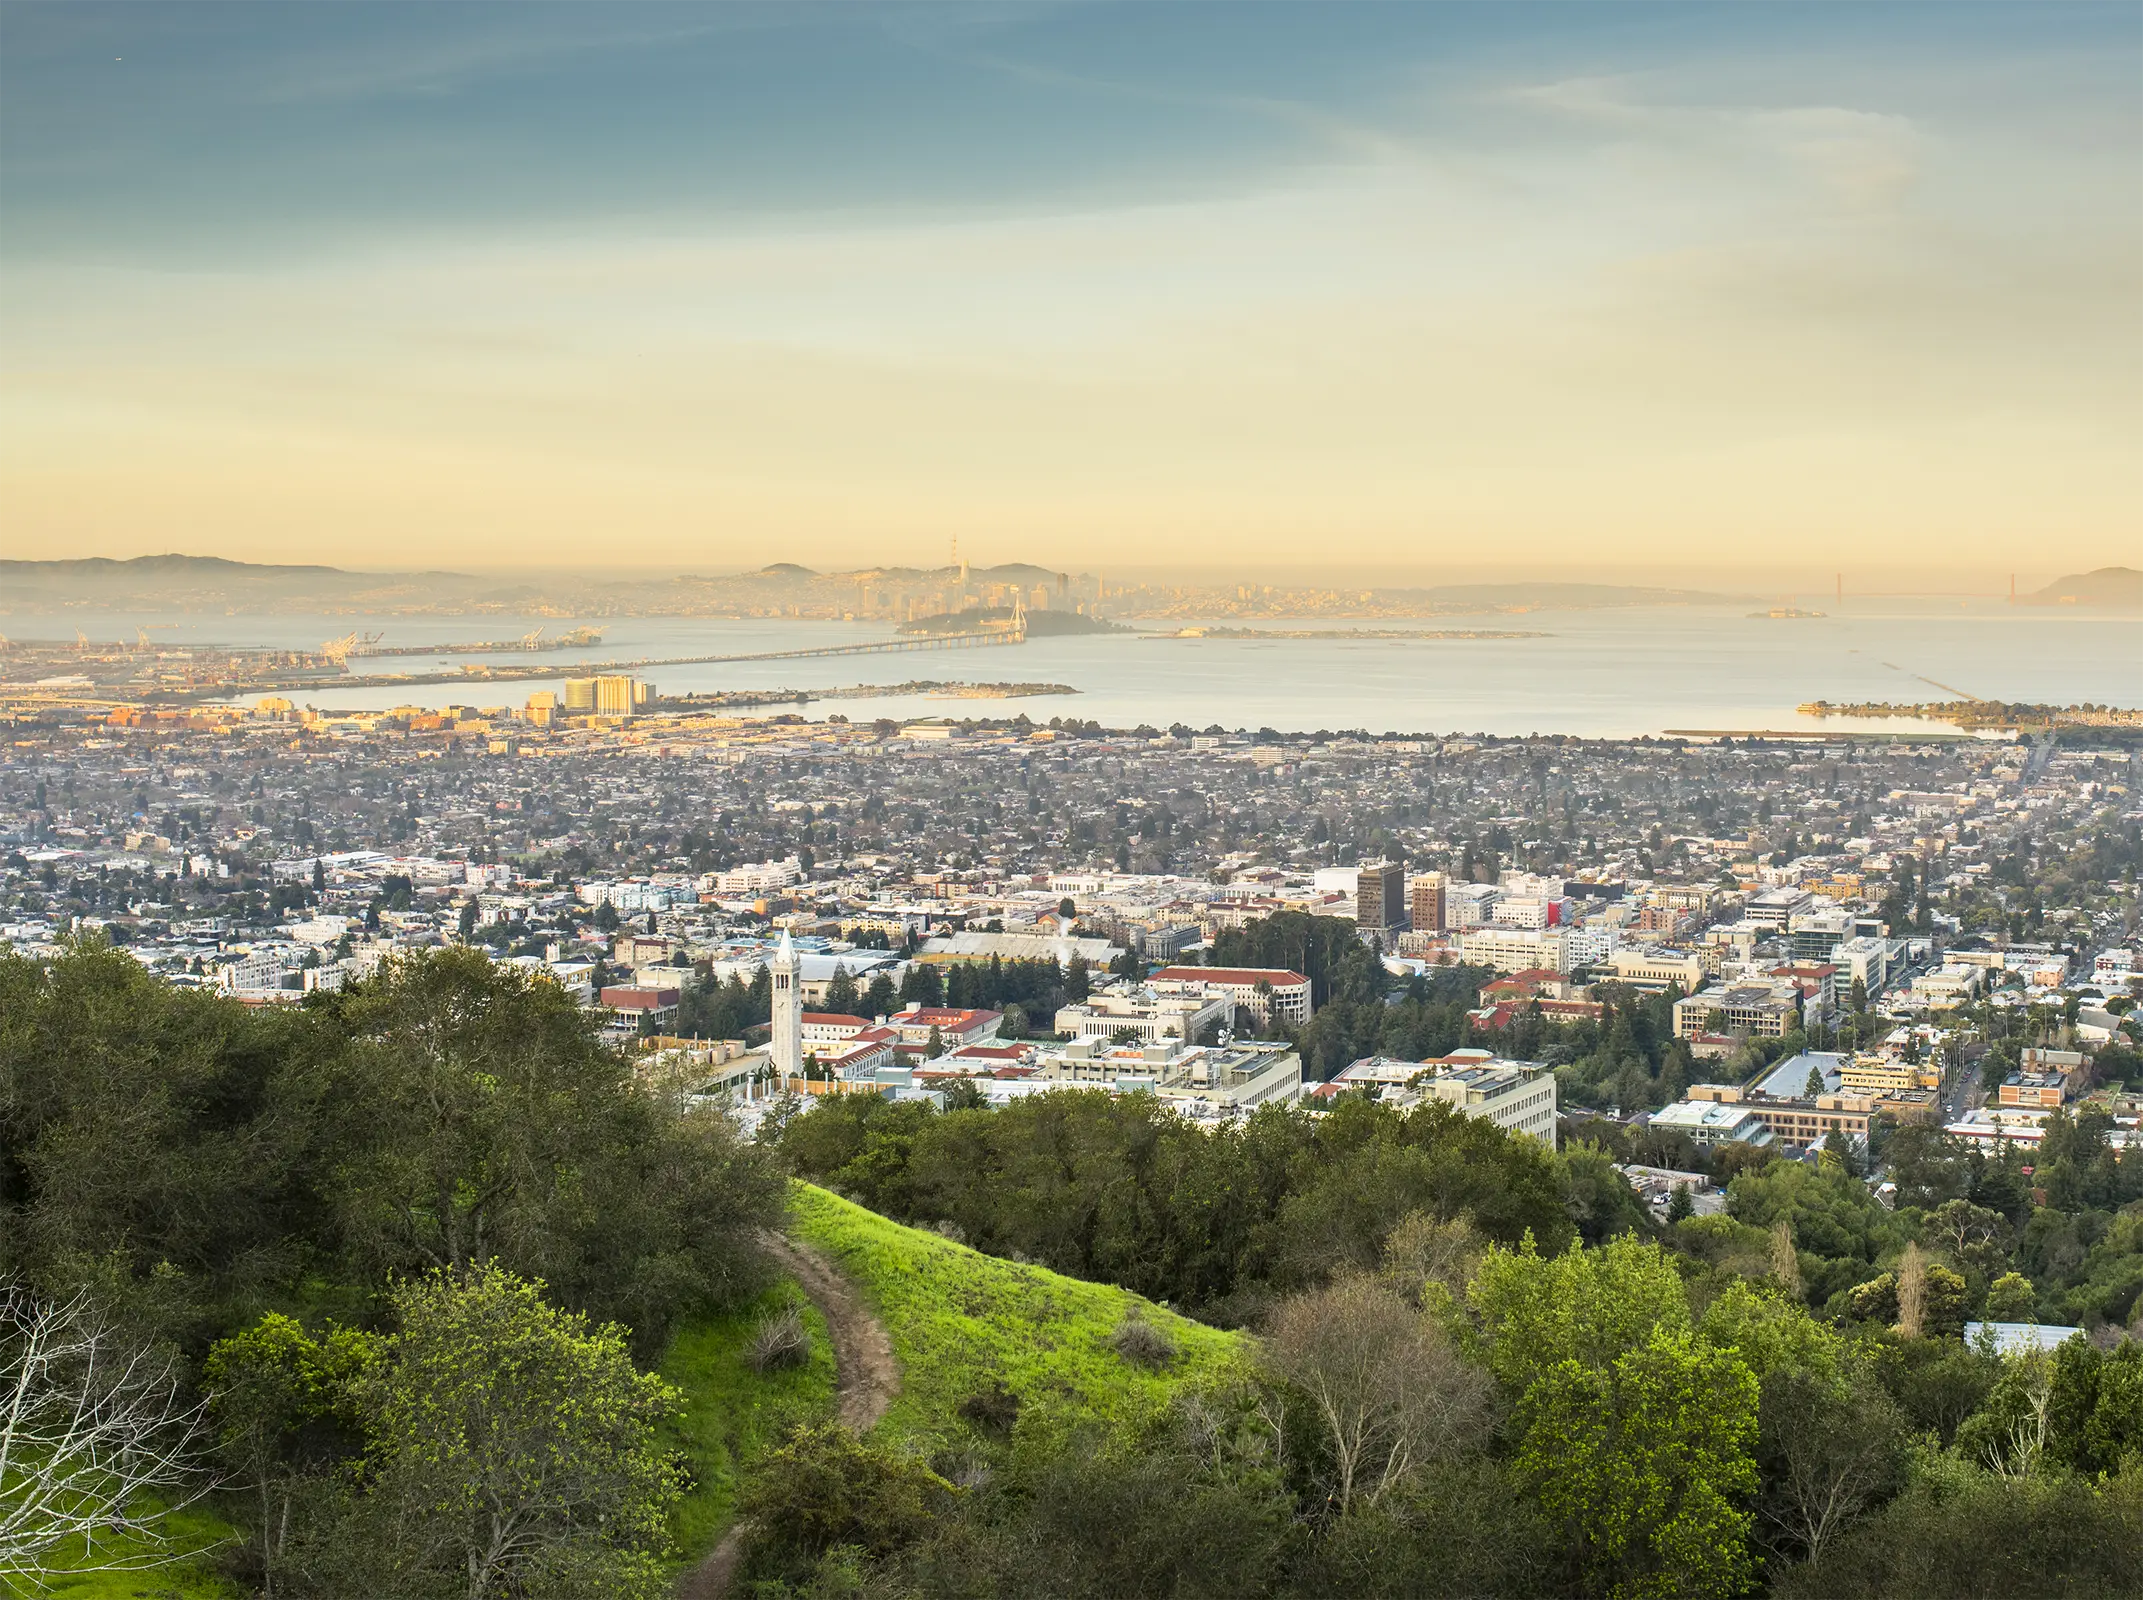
[319,631,385,661]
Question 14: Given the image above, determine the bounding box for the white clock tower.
[769,929,803,1079]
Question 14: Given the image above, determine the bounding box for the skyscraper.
[1356,861,1405,931]
[1410,871,1447,932]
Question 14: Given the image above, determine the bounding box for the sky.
[1,2,2137,584]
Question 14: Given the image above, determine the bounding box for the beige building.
[1688,1082,1875,1146]
[1327,1049,1558,1148]
[1838,1053,1938,1096]
[1606,948,1707,993]
[1460,926,1570,975]
[1035,1038,1304,1116]
[1418,1057,1559,1148]
[1148,965,1313,1027]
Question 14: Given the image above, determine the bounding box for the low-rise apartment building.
[1650,1099,1777,1149]
[1687,1082,1876,1146]
[1605,947,1706,993]
[1417,1055,1559,1149]
[1838,1052,1939,1096]
[1323,1049,1557,1148]
[1055,984,1230,1044]
[1673,981,1799,1040]
[1032,1038,1303,1116]
[1148,965,1313,1027]
[1460,926,1570,975]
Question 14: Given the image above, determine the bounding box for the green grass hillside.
[36,1503,242,1599]
[659,1277,838,1558]
[787,1181,1249,1448]
[658,1182,1250,1571]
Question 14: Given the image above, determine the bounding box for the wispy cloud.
[1509,75,1924,212]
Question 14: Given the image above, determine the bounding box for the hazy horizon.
[3,3,2138,573]
[4,549,2126,601]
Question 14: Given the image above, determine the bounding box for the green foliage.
[0,943,783,1363]
[1726,1161,1902,1308]
[0,938,336,1340]
[1697,1281,1845,1387]
[203,1312,372,1587]
[1301,1458,1555,1600]
[1774,1464,2143,1600]
[1513,1328,1759,1600]
[1983,1270,2038,1321]
[656,1282,836,1559]
[781,1089,1572,1322]
[1469,1236,1761,1598]
[740,1422,953,1566]
[786,1183,1245,1448]
[1560,1140,1658,1244]
[321,949,784,1353]
[338,1264,685,1599]
[2040,1336,2143,1478]
[1466,1234,1691,1389]
[862,1398,1302,1600]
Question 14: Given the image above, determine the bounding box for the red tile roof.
[1151,966,1310,987]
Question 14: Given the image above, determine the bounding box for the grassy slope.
[36,1502,243,1599]
[786,1182,1249,1448]
[659,1278,838,1559]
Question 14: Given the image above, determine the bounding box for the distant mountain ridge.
[0,553,501,615]
[2,551,2021,620]
[2021,566,2141,610]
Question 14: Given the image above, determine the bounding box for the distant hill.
[2021,566,2141,610]
[0,553,479,613]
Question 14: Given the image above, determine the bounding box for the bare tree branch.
[0,1284,218,1584]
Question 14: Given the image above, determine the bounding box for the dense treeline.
[10,936,2141,1597]
[0,942,779,1355]
[781,1089,1614,1323]
[0,941,781,1593]
[763,1082,2143,1598]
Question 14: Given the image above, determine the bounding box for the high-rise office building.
[1409,871,1447,932]
[1356,860,1406,930]
[562,678,597,713]
[594,675,637,716]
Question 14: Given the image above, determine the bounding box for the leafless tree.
[1379,1211,1484,1312]
[1265,1274,1491,1517]
[1769,1220,1803,1300]
[1994,1349,2055,1478]
[1761,1367,1906,1566]
[1895,1242,1928,1341]
[0,1284,216,1584]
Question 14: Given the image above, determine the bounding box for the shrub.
[1111,1310,1178,1370]
[741,1422,953,1560]
[751,1304,811,1373]
[957,1380,1021,1437]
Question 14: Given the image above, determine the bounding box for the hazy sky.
[2,2,2137,581]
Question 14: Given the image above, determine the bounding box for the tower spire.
[769,929,803,1081]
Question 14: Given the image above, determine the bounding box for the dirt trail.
[677,1230,898,1600]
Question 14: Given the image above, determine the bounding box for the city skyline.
[3,3,2137,573]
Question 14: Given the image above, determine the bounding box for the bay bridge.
[323,617,1029,692]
